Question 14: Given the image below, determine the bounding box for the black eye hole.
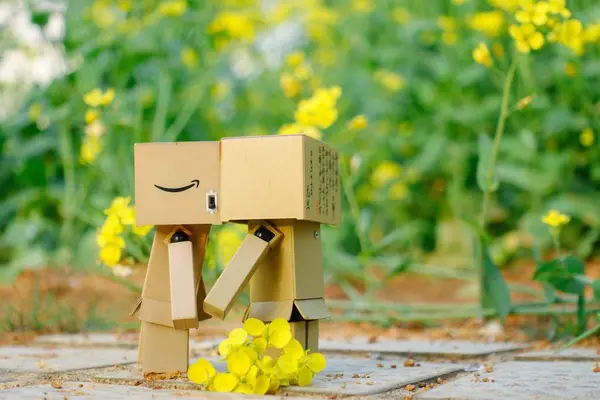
[208,194,216,210]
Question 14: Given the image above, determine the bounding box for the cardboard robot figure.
[203,134,341,352]
[130,141,221,375]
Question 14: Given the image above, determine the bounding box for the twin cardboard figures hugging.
[130,134,341,375]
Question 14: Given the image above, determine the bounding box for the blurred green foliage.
[1,0,600,290]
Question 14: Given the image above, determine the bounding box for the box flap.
[293,298,330,320]
[139,297,178,328]
[244,300,294,322]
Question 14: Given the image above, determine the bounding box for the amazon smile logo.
[154,179,199,193]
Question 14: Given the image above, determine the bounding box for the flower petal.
[298,366,313,386]
[213,373,239,392]
[244,318,266,337]
[307,353,327,373]
[229,328,248,345]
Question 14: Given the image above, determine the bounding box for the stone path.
[0,333,597,399]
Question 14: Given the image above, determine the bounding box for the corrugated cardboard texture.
[168,241,198,329]
[134,141,221,226]
[204,234,270,319]
[220,135,340,225]
[249,220,324,301]
[139,225,211,328]
[141,321,188,373]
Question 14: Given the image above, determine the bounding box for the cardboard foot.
[140,321,189,374]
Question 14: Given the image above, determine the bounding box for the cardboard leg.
[306,320,319,353]
[137,323,144,363]
[141,321,189,374]
[292,321,307,348]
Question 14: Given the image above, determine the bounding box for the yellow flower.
[97,232,125,249]
[280,73,301,98]
[438,16,458,31]
[180,47,199,69]
[564,62,577,77]
[80,136,102,164]
[548,0,570,17]
[208,12,256,43]
[83,88,115,107]
[452,0,467,4]
[188,359,216,385]
[105,196,132,218]
[99,243,122,267]
[285,51,305,68]
[516,1,549,26]
[84,120,106,137]
[389,182,409,200]
[244,318,266,337]
[133,224,153,236]
[467,11,505,37]
[212,373,239,392]
[371,161,402,187]
[29,103,42,121]
[89,1,117,28]
[549,19,585,54]
[541,209,570,228]
[473,43,493,67]
[348,115,368,131]
[583,22,600,43]
[374,69,405,93]
[353,0,374,13]
[509,24,544,53]
[488,0,520,11]
[85,109,99,124]
[293,64,312,81]
[580,128,595,147]
[158,1,187,17]
[100,213,124,236]
[391,8,409,24]
[294,86,341,129]
[278,123,322,140]
[515,95,534,110]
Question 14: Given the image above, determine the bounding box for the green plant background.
[1,0,599,295]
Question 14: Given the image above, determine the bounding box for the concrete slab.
[515,348,600,362]
[33,333,138,348]
[0,381,303,399]
[0,346,136,373]
[319,337,528,358]
[93,356,464,397]
[416,361,600,400]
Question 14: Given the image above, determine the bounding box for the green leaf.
[481,240,512,321]
[476,134,499,193]
[533,256,586,295]
[368,255,411,278]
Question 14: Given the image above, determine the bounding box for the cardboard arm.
[203,222,282,320]
[168,230,198,329]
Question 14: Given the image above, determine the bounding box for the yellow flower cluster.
[208,11,256,47]
[97,197,152,267]
[81,88,115,165]
[279,51,315,98]
[158,1,187,17]
[499,0,598,55]
[541,209,570,228]
[580,128,595,147]
[468,11,505,37]
[438,16,458,45]
[188,318,326,394]
[294,86,341,130]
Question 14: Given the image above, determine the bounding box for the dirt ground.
[1,262,599,350]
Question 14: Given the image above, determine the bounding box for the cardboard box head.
[220,134,341,225]
[134,141,221,226]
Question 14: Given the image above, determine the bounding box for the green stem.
[95,269,142,294]
[560,319,600,351]
[577,293,586,335]
[478,56,519,312]
[480,57,519,229]
[58,120,77,259]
